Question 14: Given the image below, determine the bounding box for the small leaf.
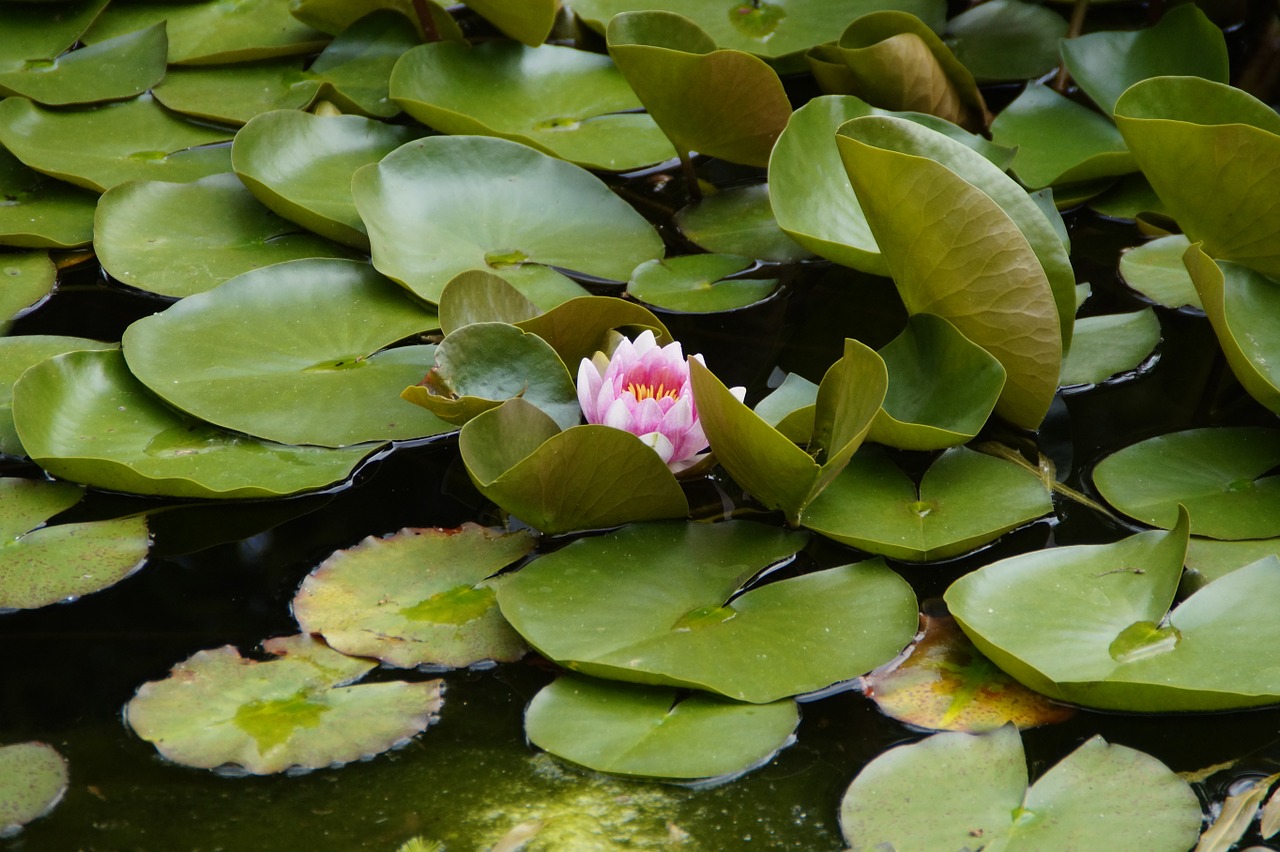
[1059,309,1160,387]
[1118,234,1199,309]
[0,742,68,835]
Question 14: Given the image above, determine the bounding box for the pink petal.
[637,430,675,463]
[602,397,634,432]
[577,358,602,421]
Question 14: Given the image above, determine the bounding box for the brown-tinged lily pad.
[0,741,68,837]
[293,525,536,670]
[125,634,444,775]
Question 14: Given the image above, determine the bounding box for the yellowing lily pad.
[294,524,536,669]
[125,634,445,775]
[0,741,68,836]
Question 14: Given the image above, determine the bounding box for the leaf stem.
[411,0,441,42]
[678,150,702,202]
[1052,0,1091,94]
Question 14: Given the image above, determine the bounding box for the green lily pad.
[293,524,536,669]
[0,146,98,249]
[869,312,1006,450]
[1088,173,1166,221]
[290,0,463,42]
[233,110,423,250]
[301,11,420,118]
[626,254,776,313]
[514,295,673,370]
[1,251,55,333]
[1185,536,1280,587]
[0,0,106,70]
[1118,234,1199,309]
[943,0,1067,82]
[390,40,675,172]
[990,83,1136,190]
[463,0,559,46]
[1184,246,1280,415]
[353,135,660,306]
[0,477,149,610]
[0,335,116,457]
[458,399,689,535]
[753,371,818,443]
[122,259,449,448]
[840,727,1201,850]
[401,322,580,430]
[95,173,361,298]
[497,520,917,702]
[84,0,330,65]
[153,58,319,126]
[0,94,234,193]
[525,676,800,779]
[437,271,539,335]
[835,116,1067,429]
[1092,427,1280,540]
[1061,3,1228,115]
[1059,309,1160,387]
[948,508,1280,710]
[1115,76,1280,278]
[125,634,445,774]
[12,349,373,499]
[606,11,792,167]
[860,613,1076,732]
[0,21,166,107]
[801,445,1053,561]
[0,741,68,836]
[673,184,811,262]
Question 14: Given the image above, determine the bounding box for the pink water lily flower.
[577,330,744,472]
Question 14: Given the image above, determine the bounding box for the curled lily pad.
[943,0,1067,82]
[514,295,672,370]
[525,676,800,780]
[498,520,917,703]
[0,477,149,610]
[626,254,776,313]
[125,634,445,775]
[390,40,675,172]
[463,0,560,46]
[437,271,539,335]
[293,524,536,669]
[0,146,97,249]
[12,349,374,499]
[290,0,463,42]
[122,259,449,448]
[0,741,68,836]
[0,22,166,107]
[95,173,361,298]
[801,445,1053,561]
[1059,309,1160,387]
[1092,427,1280,540]
[0,335,115,457]
[673,184,811,262]
[353,135,661,306]
[458,399,689,535]
[1118,234,1199,309]
[753,372,818,443]
[0,251,55,333]
[153,59,318,126]
[840,727,1201,850]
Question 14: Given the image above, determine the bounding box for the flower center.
[626,381,680,402]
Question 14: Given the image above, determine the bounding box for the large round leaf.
[801,445,1052,561]
[352,135,661,306]
[1092,427,1280,539]
[0,22,167,107]
[525,676,800,780]
[0,742,68,835]
[0,251,55,334]
[0,146,97,249]
[96,174,360,298]
[390,40,675,172]
[840,727,1200,850]
[125,634,444,775]
[12,349,373,499]
[0,335,116,457]
[1118,233,1199,309]
[0,477,149,610]
[673,183,811,262]
[122,259,449,448]
[1059,309,1160,387]
[293,524,536,669]
[497,520,918,703]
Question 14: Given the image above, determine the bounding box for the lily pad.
[125,634,445,774]
[390,40,675,172]
[1118,234,1199,309]
[0,477,149,610]
[0,251,55,333]
[463,0,560,46]
[458,399,689,535]
[626,254,776,313]
[497,520,917,703]
[1092,427,1280,540]
[293,524,536,669]
[513,295,673,369]
[753,372,818,443]
[95,173,361,298]
[153,58,319,126]
[839,727,1201,850]
[0,741,68,836]
[525,676,800,780]
[1059,309,1160,387]
[860,613,1076,732]
[673,184,811,262]
[437,271,539,335]
[0,0,106,70]
[122,259,449,448]
[0,335,116,457]
[301,11,420,118]
[943,0,1066,82]
[0,21,166,107]
[801,445,1053,561]
[353,135,660,307]
[0,94,233,193]
[1088,173,1166,221]
[12,349,373,499]
[0,146,98,249]
[290,0,463,42]
[1185,536,1280,588]
[233,110,423,249]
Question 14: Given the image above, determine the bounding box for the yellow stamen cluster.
[627,381,679,402]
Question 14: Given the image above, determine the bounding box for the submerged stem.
[1052,0,1091,93]
[678,149,702,203]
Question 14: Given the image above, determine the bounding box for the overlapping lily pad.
[943,0,1066,82]
[0,0,106,72]
[525,676,800,780]
[1118,234,1199,309]
[514,295,673,369]
[353,135,660,306]
[626,254,776,313]
[123,259,448,447]
[12,349,373,499]
[1059,308,1160,387]
[0,252,55,333]
[673,184,810,262]
[839,727,1201,850]
[290,0,462,42]
[0,335,116,457]
[390,40,675,171]
[0,477,149,610]
[293,524,536,669]
[497,520,918,703]
[153,59,318,126]
[464,0,560,46]
[0,146,98,249]
[0,741,68,836]
[125,634,445,774]
[437,270,540,334]
[1185,536,1280,588]
[0,22,166,107]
